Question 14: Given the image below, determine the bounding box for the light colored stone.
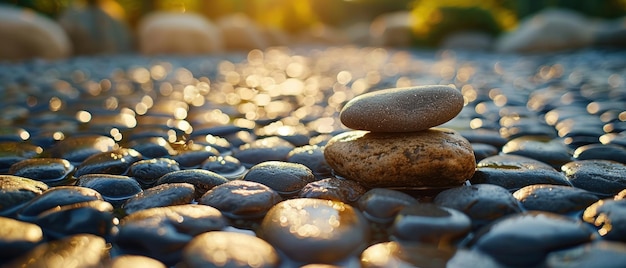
[217,13,268,51]
[369,11,414,47]
[58,1,132,55]
[138,12,222,55]
[0,4,71,61]
[324,128,476,189]
[340,85,464,132]
[496,9,597,53]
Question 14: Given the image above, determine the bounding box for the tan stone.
[324,128,475,189]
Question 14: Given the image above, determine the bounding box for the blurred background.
[1,0,625,60]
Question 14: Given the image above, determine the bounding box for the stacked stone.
[324,85,476,189]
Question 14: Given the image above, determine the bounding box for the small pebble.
[513,184,599,215]
[199,180,282,220]
[501,136,573,169]
[391,203,471,245]
[76,174,143,207]
[181,231,280,268]
[73,148,142,177]
[156,169,229,199]
[470,211,594,267]
[287,145,333,179]
[299,177,367,204]
[9,158,75,186]
[339,85,464,132]
[0,217,43,262]
[0,175,48,217]
[472,154,571,191]
[243,161,316,197]
[232,136,295,168]
[357,188,418,224]
[562,160,626,198]
[434,184,523,229]
[582,199,626,242]
[546,241,626,268]
[258,198,369,264]
[200,155,246,180]
[5,234,107,268]
[573,144,626,164]
[122,183,195,215]
[127,158,181,188]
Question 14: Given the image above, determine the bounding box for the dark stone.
[470,143,498,162]
[0,142,43,173]
[0,175,48,217]
[287,144,333,179]
[198,180,282,220]
[76,174,143,207]
[546,241,626,267]
[434,184,523,229]
[128,158,181,188]
[9,158,75,186]
[200,155,246,180]
[357,188,418,224]
[391,203,471,245]
[5,234,107,268]
[0,217,43,263]
[48,135,117,164]
[562,160,626,198]
[122,183,195,215]
[232,136,295,168]
[469,211,594,267]
[74,148,142,177]
[472,154,572,191]
[243,161,316,197]
[299,177,367,204]
[574,144,626,164]
[583,199,626,242]
[513,184,599,215]
[156,169,228,199]
[502,136,573,169]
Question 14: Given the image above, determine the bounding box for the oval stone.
[258,198,369,264]
[324,129,475,189]
[339,85,464,132]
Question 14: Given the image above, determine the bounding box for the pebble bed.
[1,46,626,267]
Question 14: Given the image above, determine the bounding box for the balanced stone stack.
[324,85,476,189]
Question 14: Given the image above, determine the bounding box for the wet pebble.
[573,144,626,164]
[122,183,195,215]
[391,203,471,245]
[0,217,44,263]
[299,177,366,204]
[128,158,181,188]
[0,175,48,217]
[171,143,220,168]
[513,184,599,215]
[114,204,227,265]
[48,135,117,164]
[33,199,114,239]
[199,180,282,220]
[181,231,280,268]
[5,234,107,268]
[74,148,142,177]
[77,174,143,207]
[17,186,102,222]
[287,144,333,179]
[339,85,464,132]
[546,241,626,268]
[258,198,369,264]
[357,188,418,224]
[562,160,626,198]
[156,169,229,199]
[243,161,316,197]
[582,199,626,242]
[127,136,177,158]
[200,155,246,180]
[434,184,523,229]
[9,158,75,186]
[360,241,456,268]
[233,136,295,168]
[472,154,571,191]
[0,142,43,173]
[469,211,594,267]
[109,255,166,268]
[502,136,573,169]
[324,129,475,189]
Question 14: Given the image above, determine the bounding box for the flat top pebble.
[340,85,464,132]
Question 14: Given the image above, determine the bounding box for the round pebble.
[287,145,333,179]
[258,198,369,264]
[434,184,523,229]
[128,158,181,188]
[48,135,117,164]
[182,231,280,268]
[0,175,48,217]
[391,203,471,245]
[73,148,142,177]
[573,144,626,164]
[546,241,626,268]
[299,177,367,204]
[502,136,573,169]
[5,234,107,268]
[9,158,75,186]
[0,217,43,262]
[232,136,295,168]
[199,180,282,220]
[324,128,475,189]
[582,199,626,242]
[122,183,195,215]
[472,154,572,191]
[243,161,316,197]
[357,188,418,224]
[513,184,600,215]
[469,211,594,267]
[76,174,143,207]
[201,155,246,180]
[562,160,626,197]
[339,85,464,132]
[156,169,229,199]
